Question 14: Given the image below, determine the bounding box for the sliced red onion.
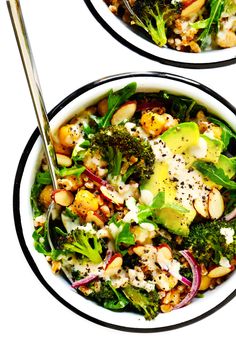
[72,274,98,288]
[224,207,236,222]
[136,99,163,112]
[179,275,192,287]
[85,168,107,186]
[174,250,201,310]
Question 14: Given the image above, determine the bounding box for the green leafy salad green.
[31,82,236,320]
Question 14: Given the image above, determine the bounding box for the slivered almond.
[111,100,137,125]
[52,189,74,206]
[208,266,233,278]
[208,188,224,220]
[181,0,205,18]
[104,253,123,277]
[193,198,209,218]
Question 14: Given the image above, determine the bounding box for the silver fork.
[7,0,72,283]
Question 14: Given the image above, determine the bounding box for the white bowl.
[84,0,236,68]
[13,72,236,332]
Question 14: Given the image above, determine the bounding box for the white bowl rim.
[13,71,236,332]
[84,0,236,69]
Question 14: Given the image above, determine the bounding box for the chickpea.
[140,111,166,137]
[71,189,99,216]
[217,30,236,48]
[53,140,72,155]
[57,175,83,192]
[162,114,179,131]
[58,124,81,147]
[39,184,53,209]
[162,289,180,306]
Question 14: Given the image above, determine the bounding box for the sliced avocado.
[185,134,223,165]
[141,160,196,236]
[215,155,236,179]
[141,161,176,200]
[160,122,199,154]
[200,135,223,163]
[156,205,196,237]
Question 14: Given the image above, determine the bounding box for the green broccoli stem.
[133,1,168,47]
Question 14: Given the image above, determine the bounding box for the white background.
[1,0,235,343]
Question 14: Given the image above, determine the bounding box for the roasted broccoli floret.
[89,280,129,310]
[122,285,159,320]
[132,0,178,47]
[183,220,236,267]
[63,229,103,264]
[91,125,155,182]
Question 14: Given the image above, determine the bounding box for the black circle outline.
[83,0,236,69]
[13,71,236,332]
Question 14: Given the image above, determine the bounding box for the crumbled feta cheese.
[219,256,231,268]
[150,138,172,162]
[188,137,208,159]
[122,210,138,223]
[139,245,158,272]
[126,197,137,212]
[117,182,139,201]
[171,0,182,5]
[220,227,234,245]
[203,128,216,139]
[140,189,154,205]
[168,154,210,208]
[124,122,149,139]
[123,197,139,223]
[108,222,121,239]
[110,269,129,288]
[33,213,46,227]
[140,222,155,231]
[128,267,155,292]
[168,260,182,280]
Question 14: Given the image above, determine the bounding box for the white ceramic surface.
[14,72,236,332]
[85,0,236,68]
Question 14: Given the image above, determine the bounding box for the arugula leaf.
[195,0,225,49]
[98,82,137,128]
[160,92,206,122]
[30,183,43,218]
[32,227,51,255]
[115,222,135,255]
[208,116,236,149]
[137,205,153,223]
[193,161,236,189]
[137,192,165,223]
[64,207,78,220]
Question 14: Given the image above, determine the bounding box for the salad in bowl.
[15,73,236,331]
[85,1,236,67]
[105,0,236,53]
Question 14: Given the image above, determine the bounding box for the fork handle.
[7,0,58,189]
